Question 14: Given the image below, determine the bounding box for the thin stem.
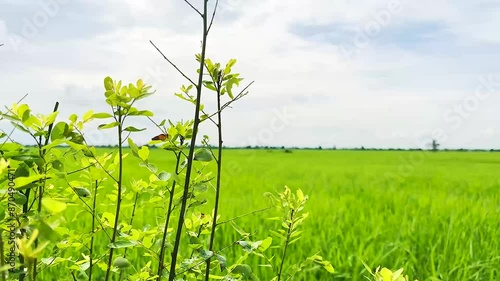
[89,181,98,281]
[189,224,204,259]
[183,0,202,16]
[168,1,209,280]
[277,210,294,281]
[156,149,183,280]
[207,0,219,34]
[28,261,34,281]
[31,101,59,280]
[42,102,60,149]
[175,231,258,277]
[118,192,140,281]
[150,41,197,87]
[204,82,253,121]
[104,110,124,281]
[216,206,273,226]
[204,71,224,280]
[65,180,111,240]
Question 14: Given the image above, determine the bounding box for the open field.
[39,149,500,281]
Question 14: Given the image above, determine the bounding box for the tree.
[431,139,440,152]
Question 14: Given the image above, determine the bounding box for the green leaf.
[10,154,41,162]
[230,221,249,237]
[224,59,237,75]
[127,110,154,117]
[138,146,149,161]
[92,112,113,119]
[104,76,114,91]
[232,264,259,280]
[193,183,207,192]
[74,187,91,198]
[69,114,78,123]
[216,254,227,271]
[128,138,139,157]
[108,240,137,249]
[14,174,53,189]
[42,198,67,214]
[123,126,146,132]
[73,270,88,281]
[147,163,157,173]
[259,237,272,252]
[15,163,30,178]
[43,139,65,151]
[198,249,214,259]
[51,160,64,172]
[11,121,30,134]
[44,111,59,126]
[98,122,120,130]
[50,122,69,142]
[158,171,170,181]
[17,104,30,120]
[128,84,140,98]
[136,79,144,89]
[13,192,27,205]
[203,81,217,91]
[83,110,94,122]
[194,148,213,162]
[113,257,131,269]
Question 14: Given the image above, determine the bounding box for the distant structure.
[431,139,440,152]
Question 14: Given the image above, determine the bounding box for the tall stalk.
[88,181,98,281]
[204,78,223,280]
[156,146,183,280]
[32,101,59,280]
[277,210,294,281]
[118,192,139,281]
[168,1,209,279]
[104,111,124,281]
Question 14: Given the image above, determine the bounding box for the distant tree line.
[82,145,500,152]
[17,144,500,152]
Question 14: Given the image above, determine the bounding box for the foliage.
[0,2,334,281]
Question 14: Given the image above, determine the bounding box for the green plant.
[364,265,419,281]
[0,1,334,281]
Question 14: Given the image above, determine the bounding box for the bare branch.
[207,0,219,34]
[205,81,254,120]
[149,40,198,87]
[183,0,203,17]
[216,206,273,226]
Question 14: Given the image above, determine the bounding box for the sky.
[1,0,500,149]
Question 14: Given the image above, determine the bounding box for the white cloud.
[1,0,500,148]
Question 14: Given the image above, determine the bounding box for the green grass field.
[42,149,500,280]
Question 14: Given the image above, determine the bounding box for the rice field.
[40,149,500,280]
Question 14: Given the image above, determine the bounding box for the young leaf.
[108,240,138,249]
[104,76,114,91]
[138,146,149,162]
[42,198,67,214]
[194,148,213,162]
[92,112,113,119]
[98,122,120,130]
[124,126,146,132]
[215,254,227,271]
